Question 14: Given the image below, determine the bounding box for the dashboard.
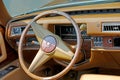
[4,2,120,70]
[5,9,120,56]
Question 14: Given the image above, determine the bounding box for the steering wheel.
[18,10,82,80]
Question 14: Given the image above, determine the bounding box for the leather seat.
[80,74,120,80]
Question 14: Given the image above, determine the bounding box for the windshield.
[3,0,119,17]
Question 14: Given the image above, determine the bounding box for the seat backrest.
[80,74,120,80]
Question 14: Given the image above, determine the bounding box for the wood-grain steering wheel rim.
[18,10,82,80]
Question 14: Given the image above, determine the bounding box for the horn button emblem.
[41,35,57,53]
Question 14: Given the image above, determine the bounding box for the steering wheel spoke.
[28,49,52,72]
[53,38,74,61]
[31,22,55,43]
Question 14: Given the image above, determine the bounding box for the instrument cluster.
[55,24,91,41]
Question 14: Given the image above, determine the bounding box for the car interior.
[0,0,120,80]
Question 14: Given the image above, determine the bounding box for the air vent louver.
[102,22,120,32]
[12,9,120,22]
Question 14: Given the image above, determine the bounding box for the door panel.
[0,31,7,62]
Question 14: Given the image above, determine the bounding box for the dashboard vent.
[67,9,120,15]
[102,22,120,32]
[48,9,120,17]
[12,9,120,22]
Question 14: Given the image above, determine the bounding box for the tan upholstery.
[80,74,120,80]
[2,68,32,80]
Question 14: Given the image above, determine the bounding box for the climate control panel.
[93,37,103,47]
[92,36,120,48]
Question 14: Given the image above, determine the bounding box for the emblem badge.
[41,35,57,53]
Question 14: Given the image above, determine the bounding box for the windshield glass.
[3,0,119,17]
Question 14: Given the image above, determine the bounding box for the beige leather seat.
[80,74,120,80]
